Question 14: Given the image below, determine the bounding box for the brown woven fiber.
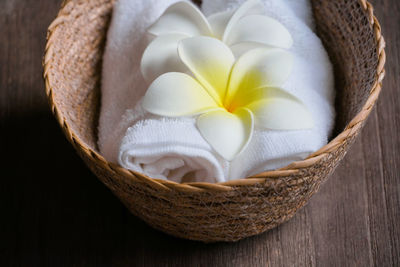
[43,0,385,242]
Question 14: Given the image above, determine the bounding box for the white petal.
[142,72,219,116]
[178,36,235,105]
[226,48,293,105]
[226,15,293,49]
[196,108,254,161]
[141,34,188,82]
[222,0,265,42]
[148,1,212,37]
[246,87,314,130]
[207,10,234,39]
[230,41,269,58]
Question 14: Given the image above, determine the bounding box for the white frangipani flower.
[141,0,293,82]
[142,37,313,160]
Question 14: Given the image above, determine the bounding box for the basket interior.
[47,0,378,155]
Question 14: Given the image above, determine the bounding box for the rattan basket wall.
[43,0,385,242]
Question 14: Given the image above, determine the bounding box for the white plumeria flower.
[141,0,293,82]
[142,37,313,160]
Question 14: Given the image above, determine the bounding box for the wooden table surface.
[1,0,399,266]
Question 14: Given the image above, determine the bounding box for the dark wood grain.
[0,0,399,266]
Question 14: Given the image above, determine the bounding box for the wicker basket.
[43,0,385,242]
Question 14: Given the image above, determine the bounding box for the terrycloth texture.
[98,0,335,182]
[117,102,229,183]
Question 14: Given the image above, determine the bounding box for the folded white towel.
[117,101,229,183]
[98,0,335,182]
[98,0,184,161]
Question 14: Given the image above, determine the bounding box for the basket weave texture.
[43,0,385,242]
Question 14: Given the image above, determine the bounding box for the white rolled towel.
[98,0,335,182]
[117,102,229,183]
[98,0,185,162]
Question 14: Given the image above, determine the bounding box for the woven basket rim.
[43,0,386,192]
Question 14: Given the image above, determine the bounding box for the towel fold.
[98,0,335,182]
[117,102,228,183]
